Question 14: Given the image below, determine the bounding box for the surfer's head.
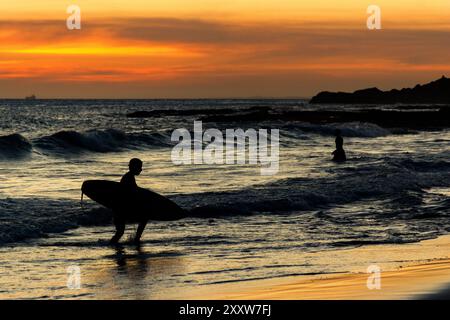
[129,158,143,175]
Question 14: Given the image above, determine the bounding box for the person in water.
[110,158,147,245]
[332,129,347,162]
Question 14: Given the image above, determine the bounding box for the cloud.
[3,18,450,61]
[1,17,450,97]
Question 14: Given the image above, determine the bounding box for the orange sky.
[1,1,450,98]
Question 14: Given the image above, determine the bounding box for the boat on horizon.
[25,94,37,100]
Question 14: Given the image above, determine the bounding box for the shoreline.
[164,234,450,300]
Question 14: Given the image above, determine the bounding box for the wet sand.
[1,227,449,299]
[168,235,450,300]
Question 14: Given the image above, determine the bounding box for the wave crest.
[33,129,172,153]
[282,122,391,138]
[0,134,32,159]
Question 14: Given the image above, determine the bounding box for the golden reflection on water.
[0,239,186,299]
[83,246,186,299]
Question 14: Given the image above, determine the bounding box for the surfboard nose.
[81,180,94,195]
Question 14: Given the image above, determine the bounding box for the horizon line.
[0,96,311,100]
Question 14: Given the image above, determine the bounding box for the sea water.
[0,99,449,298]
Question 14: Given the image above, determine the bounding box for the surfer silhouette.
[332,129,347,162]
[110,158,146,245]
[82,158,186,246]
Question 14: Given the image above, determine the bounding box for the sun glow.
[1,1,450,97]
[3,45,197,57]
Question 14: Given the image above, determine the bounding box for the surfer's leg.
[134,220,147,243]
[110,220,125,244]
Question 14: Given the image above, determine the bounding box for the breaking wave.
[1,156,448,245]
[1,129,176,158]
[0,122,389,159]
[0,134,33,159]
[30,129,173,154]
[0,198,112,244]
[179,158,450,217]
[280,122,391,138]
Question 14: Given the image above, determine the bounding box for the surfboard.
[81,180,187,222]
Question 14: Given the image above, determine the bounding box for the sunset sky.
[1,0,450,98]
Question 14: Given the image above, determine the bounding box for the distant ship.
[25,94,37,100]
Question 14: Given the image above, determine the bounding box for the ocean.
[0,99,449,299]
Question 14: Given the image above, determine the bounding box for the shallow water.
[1,216,450,299]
